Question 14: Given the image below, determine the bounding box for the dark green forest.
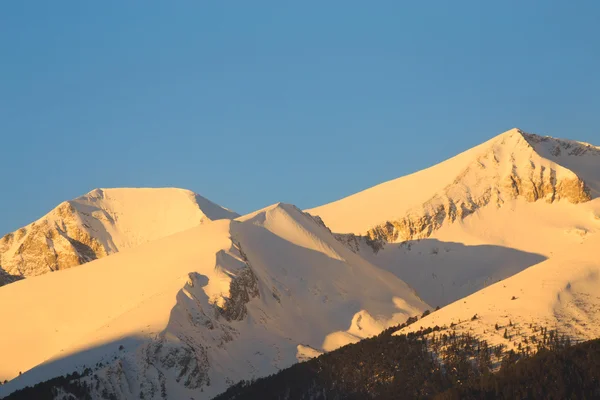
[214,323,599,400]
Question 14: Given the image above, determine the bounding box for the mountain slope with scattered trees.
[212,318,599,400]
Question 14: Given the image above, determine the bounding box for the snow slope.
[397,200,600,354]
[0,203,427,399]
[309,128,600,308]
[308,128,598,236]
[2,128,599,399]
[360,196,599,307]
[308,127,600,355]
[0,188,238,286]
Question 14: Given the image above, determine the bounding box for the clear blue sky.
[1,1,599,234]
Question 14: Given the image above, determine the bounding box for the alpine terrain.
[0,203,427,399]
[309,128,600,354]
[0,188,238,286]
[310,128,600,307]
[1,128,599,399]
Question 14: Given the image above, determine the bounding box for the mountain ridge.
[0,202,427,399]
[363,129,592,244]
[309,129,597,241]
[395,226,600,354]
[0,187,238,286]
[1,128,600,399]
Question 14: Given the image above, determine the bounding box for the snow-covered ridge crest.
[0,202,427,399]
[309,128,599,238]
[237,202,346,261]
[521,131,600,156]
[520,130,600,199]
[0,187,238,286]
[363,129,595,243]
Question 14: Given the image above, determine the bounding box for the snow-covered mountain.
[384,132,600,347]
[1,128,599,399]
[309,128,598,238]
[309,128,600,307]
[0,203,427,399]
[0,188,238,286]
[397,223,600,353]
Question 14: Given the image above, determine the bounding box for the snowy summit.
[1,128,599,399]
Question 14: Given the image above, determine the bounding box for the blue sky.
[1,1,599,234]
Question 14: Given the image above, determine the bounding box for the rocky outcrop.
[0,188,239,287]
[217,243,260,322]
[0,269,22,286]
[365,131,593,244]
[522,132,600,157]
[0,203,109,284]
[502,170,590,204]
[84,337,212,400]
[80,242,261,399]
[153,339,210,390]
[307,213,384,254]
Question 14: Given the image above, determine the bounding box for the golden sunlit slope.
[308,129,600,312]
[0,204,427,399]
[397,217,600,354]
[308,128,599,237]
[0,187,238,285]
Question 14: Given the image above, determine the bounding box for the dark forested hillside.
[213,326,600,400]
[3,322,598,400]
[439,341,600,399]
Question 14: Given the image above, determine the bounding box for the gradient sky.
[1,1,599,234]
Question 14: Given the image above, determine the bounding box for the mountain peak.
[494,128,600,158]
[493,127,538,148]
[309,129,598,236]
[0,192,427,399]
[79,187,208,199]
[237,202,297,221]
[0,188,238,286]
[501,127,525,135]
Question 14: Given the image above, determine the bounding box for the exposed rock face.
[522,132,600,158]
[0,269,22,286]
[365,130,594,244]
[0,188,238,287]
[333,233,362,253]
[86,338,211,400]
[0,203,429,400]
[82,241,262,399]
[153,339,210,390]
[307,213,384,254]
[0,202,109,282]
[217,243,260,322]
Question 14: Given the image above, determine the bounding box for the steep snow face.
[309,129,600,309]
[396,205,600,354]
[520,132,600,198]
[0,188,238,286]
[384,185,600,352]
[0,203,427,399]
[309,129,597,238]
[364,130,591,244]
[352,196,600,308]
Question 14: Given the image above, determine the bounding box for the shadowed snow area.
[398,232,600,354]
[391,192,600,359]
[306,128,600,340]
[521,133,600,199]
[2,129,600,399]
[362,239,546,307]
[0,203,427,399]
